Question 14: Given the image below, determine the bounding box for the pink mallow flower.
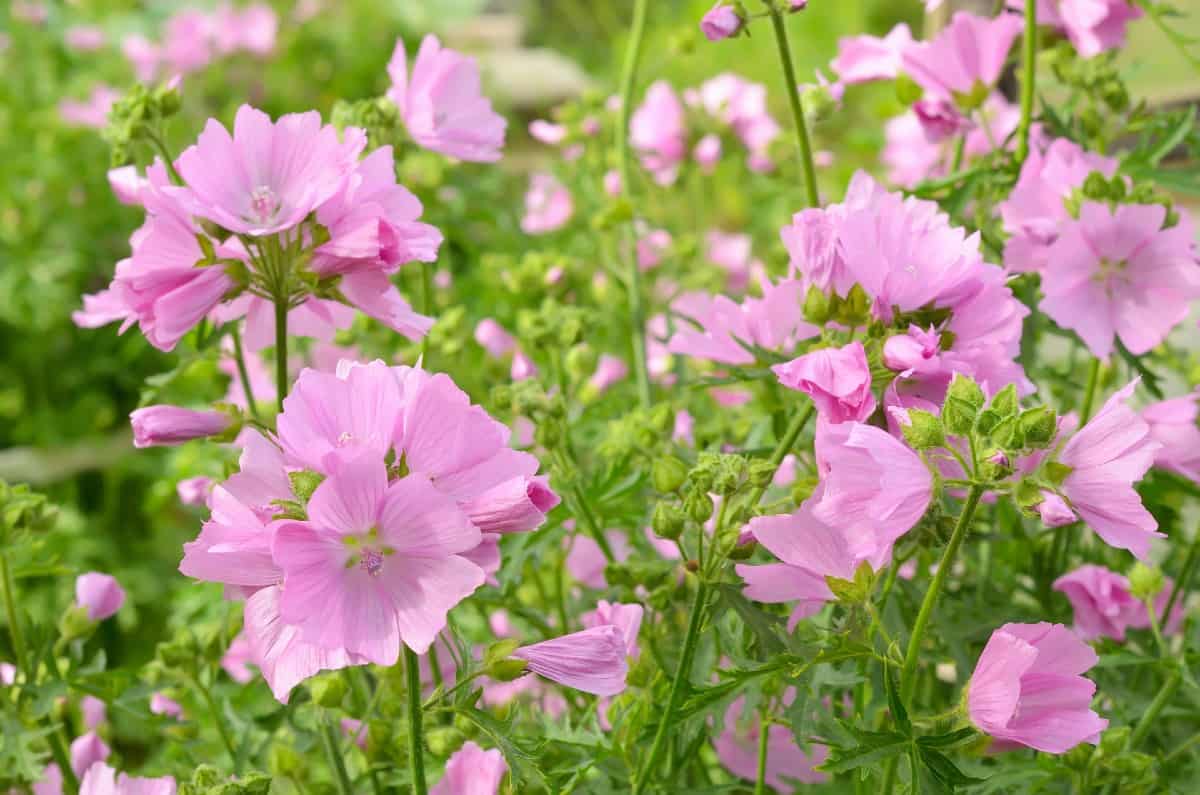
[693,134,722,172]
[82,696,107,730]
[272,453,485,665]
[637,228,672,270]
[387,35,506,162]
[1143,391,1200,483]
[587,354,628,396]
[1040,202,1200,359]
[902,12,1024,102]
[176,104,363,236]
[631,81,687,186]
[149,692,185,719]
[830,23,914,84]
[1008,0,1142,58]
[75,573,125,621]
[70,732,111,778]
[176,476,214,507]
[77,762,176,795]
[968,622,1107,753]
[430,742,508,795]
[513,625,629,696]
[771,342,875,424]
[1053,380,1163,560]
[474,318,516,359]
[700,4,744,41]
[59,85,121,129]
[65,26,107,53]
[737,500,876,630]
[668,278,815,366]
[130,406,230,448]
[520,173,573,235]
[580,601,644,658]
[1054,564,1183,642]
[221,630,257,684]
[107,166,150,206]
[714,697,828,787]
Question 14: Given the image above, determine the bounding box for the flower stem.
[1079,357,1101,424]
[0,549,28,675]
[230,326,261,423]
[321,713,355,795]
[404,646,429,795]
[766,4,820,208]
[48,729,80,794]
[632,579,710,794]
[1129,669,1181,750]
[746,401,815,509]
[754,705,770,795]
[615,0,653,409]
[949,134,967,172]
[191,674,242,774]
[1163,530,1200,621]
[273,295,288,413]
[1016,0,1038,165]
[419,261,432,362]
[899,484,985,703]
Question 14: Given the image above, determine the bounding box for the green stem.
[1163,531,1200,623]
[192,675,241,774]
[754,705,770,795]
[1079,357,1101,424]
[1016,0,1037,164]
[145,128,184,185]
[949,134,967,172]
[1165,729,1200,762]
[570,483,615,562]
[899,485,985,703]
[0,549,27,675]
[419,261,433,362]
[404,646,429,795]
[615,0,653,409]
[49,729,80,794]
[766,4,820,207]
[632,580,710,794]
[321,714,355,795]
[230,326,262,423]
[1129,669,1181,750]
[746,402,815,509]
[273,296,288,413]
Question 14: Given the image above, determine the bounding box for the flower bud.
[75,572,125,621]
[700,3,745,42]
[565,344,598,381]
[58,604,96,643]
[1019,407,1057,448]
[425,727,465,757]
[1099,726,1131,756]
[310,675,347,708]
[1128,563,1165,602]
[130,405,233,448]
[651,503,686,540]
[747,460,778,488]
[684,492,714,523]
[484,639,521,667]
[898,409,945,450]
[652,456,689,493]
[802,285,832,325]
[486,658,529,682]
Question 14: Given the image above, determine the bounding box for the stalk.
[48,730,80,794]
[766,4,820,207]
[746,402,815,509]
[321,714,355,795]
[1079,357,1101,424]
[754,704,770,795]
[404,646,429,795]
[1129,670,1181,749]
[1163,531,1200,622]
[1015,0,1038,165]
[273,295,288,412]
[230,326,261,422]
[0,549,27,675]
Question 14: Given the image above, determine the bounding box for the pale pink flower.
[812,420,933,565]
[1008,0,1142,58]
[674,409,694,443]
[580,601,644,657]
[474,318,516,359]
[913,98,971,142]
[694,134,722,172]
[588,354,628,395]
[695,74,781,164]
[706,230,760,291]
[176,104,363,236]
[176,476,214,507]
[514,625,629,696]
[1000,137,1118,273]
[75,573,125,621]
[714,697,828,787]
[637,228,672,270]
[59,85,121,129]
[107,166,149,206]
[212,4,278,57]
[830,23,914,84]
[1054,564,1183,641]
[566,531,630,589]
[772,342,875,424]
[528,120,567,145]
[520,173,573,235]
[32,764,63,795]
[774,454,797,486]
[603,169,622,196]
[1055,380,1163,559]
[1036,491,1077,527]
[12,2,47,23]
[631,81,687,185]
[161,10,213,74]
[339,271,434,341]
[70,732,111,778]
[121,34,161,82]
[902,12,1024,101]
[1040,203,1200,358]
[215,296,354,353]
[149,692,184,719]
[700,4,744,41]
[78,762,176,795]
[510,350,538,381]
[130,406,230,448]
[430,742,507,795]
[387,35,506,162]
[81,696,107,730]
[1143,391,1200,483]
[668,278,815,366]
[1,662,15,685]
[460,476,559,536]
[968,622,1107,753]
[220,630,257,684]
[66,26,107,53]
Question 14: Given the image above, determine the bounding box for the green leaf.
[919,746,987,790]
[918,727,978,749]
[817,732,909,774]
[885,663,911,736]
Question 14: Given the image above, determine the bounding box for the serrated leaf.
[918,727,978,749]
[919,746,987,789]
[885,663,911,736]
[817,733,909,774]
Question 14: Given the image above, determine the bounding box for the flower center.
[248,185,280,224]
[1095,257,1128,287]
[359,548,385,576]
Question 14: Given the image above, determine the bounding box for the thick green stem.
[1079,357,1101,424]
[633,580,710,794]
[754,705,770,795]
[899,485,985,703]
[0,549,27,675]
[766,5,820,207]
[273,296,288,413]
[230,326,261,423]
[1015,0,1038,165]
[1129,670,1181,749]
[321,713,355,795]
[404,646,429,795]
[615,0,653,409]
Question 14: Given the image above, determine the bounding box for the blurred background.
[1,0,1197,680]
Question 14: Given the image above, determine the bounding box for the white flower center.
[248,185,280,225]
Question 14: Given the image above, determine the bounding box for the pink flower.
[668,278,815,366]
[32,765,63,795]
[121,34,161,82]
[212,4,278,57]
[913,98,971,142]
[514,625,629,696]
[812,420,933,564]
[580,601,644,657]
[603,169,622,197]
[1036,491,1077,527]
[1055,381,1163,559]
[59,85,121,129]
[700,4,744,41]
[82,696,107,730]
[149,692,184,719]
[130,406,230,448]
[968,622,1107,753]
[221,631,257,684]
[272,453,485,664]
[1040,203,1200,358]
[1008,0,1141,58]
[529,119,566,145]
[737,500,875,629]
[430,742,508,795]
[339,271,434,341]
[176,476,214,507]
[162,10,214,74]
[674,410,694,443]
[902,12,1024,102]
[75,573,125,621]
[706,230,760,291]
[637,228,672,270]
[695,74,780,164]
[520,173,573,234]
[1143,391,1200,483]
[70,732,111,778]
[1,662,15,685]
[566,531,630,589]
[714,697,828,787]
[693,134,722,172]
[1054,564,1183,641]
[107,166,150,206]
[66,26,107,52]
[460,476,559,536]
[588,354,628,395]
[510,350,538,381]
[387,35,506,162]
[999,138,1118,273]
[771,342,875,424]
[631,81,687,186]
[474,318,516,359]
[176,105,363,236]
[78,762,177,795]
[830,23,914,84]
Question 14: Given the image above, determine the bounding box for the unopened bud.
[652,503,685,540]
[899,409,945,450]
[1019,407,1057,448]
[310,675,347,708]
[652,456,690,493]
[803,285,832,325]
[1128,563,1164,602]
[426,727,465,757]
[486,658,529,682]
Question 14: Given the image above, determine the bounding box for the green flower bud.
[565,344,597,380]
[426,727,465,757]
[189,766,224,789]
[747,460,778,488]
[310,674,348,708]
[1100,726,1131,756]
[899,409,945,450]
[728,539,756,560]
[837,284,872,326]
[1128,563,1164,601]
[801,84,837,123]
[803,285,832,325]
[652,456,690,493]
[288,471,324,503]
[651,503,685,540]
[685,492,714,523]
[484,639,521,667]
[1018,407,1057,448]
[269,743,304,776]
[486,658,529,682]
[58,604,97,643]
[1082,171,1111,200]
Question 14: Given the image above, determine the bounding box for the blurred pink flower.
[830,23,914,84]
[150,692,185,719]
[78,762,176,795]
[75,573,125,621]
[631,81,687,185]
[1143,391,1200,483]
[1054,564,1184,641]
[59,85,121,129]
[520,173,573,234]
[668,278,815,366]
[65,26,107,53]
[70,732,111,778]
[475,318,516,359]
[1008,0,1141,58]
[902,12,1024,101]
[588,354,628,395]
[700,4,744,41]
[714,697,828,787]
[176,476,214,507]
